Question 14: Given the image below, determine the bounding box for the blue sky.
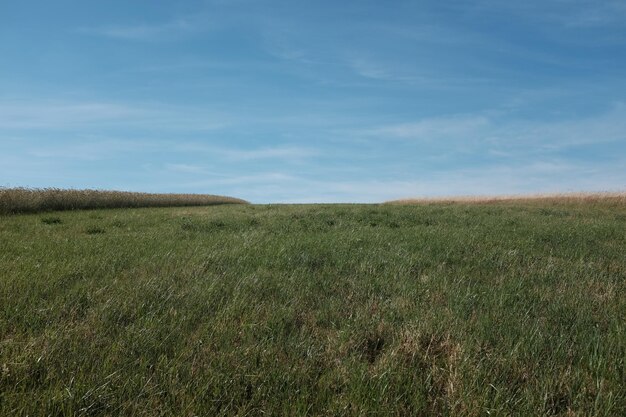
[1,0,625,203]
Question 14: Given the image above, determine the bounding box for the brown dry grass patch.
[0,187,248,215]
[386,191,626,205]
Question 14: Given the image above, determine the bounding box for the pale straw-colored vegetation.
[387,191,626,205]
[0,187,248,214]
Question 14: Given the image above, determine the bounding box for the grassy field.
[1,200,624,416]
[0,188,247,215]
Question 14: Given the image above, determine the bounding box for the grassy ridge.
[1,202,625,415]
[0,188,247,214]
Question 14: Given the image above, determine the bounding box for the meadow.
[1,198,624,415]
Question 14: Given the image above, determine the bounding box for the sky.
[1,0,625,203]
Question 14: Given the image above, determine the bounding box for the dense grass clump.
[0,201,624,415]
[0,187,247,214]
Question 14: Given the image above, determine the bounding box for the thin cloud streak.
[371,116,491,140]
[234,159,626,203]
[78,17,206,41]
[0,100,147,129]
[363,103,626,150]
[220,146,318,161]
[0,99,231,131]
[23,139,319,163]
[452,1,626,28]
[166,144,319,161]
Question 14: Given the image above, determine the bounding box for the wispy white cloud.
[0,99,230,131]
[168,143,319,161]
[165,163,213,175]
[459,0,626,29]
[163,146,317,174]
[371,115,491,140]
[220,146,318,161]
[349,59,414,83]
[20,138,319,165]
[545,1,626,28]
[178,172,299,188]
[345,53,497,89]
[363,103,626,151]
[503,103,626,149]
[0,100,147,129]
[232,159,626,203]
[78,17,203,41]
[27,138,156,160]
[263,38,313,64]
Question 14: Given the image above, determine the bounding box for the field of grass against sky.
[2,1,625,414]
[1,200,624,415]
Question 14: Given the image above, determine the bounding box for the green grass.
[1,202,624,416]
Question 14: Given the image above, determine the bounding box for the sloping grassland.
[1,200,624,415]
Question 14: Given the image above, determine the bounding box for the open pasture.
[1,200,624,415]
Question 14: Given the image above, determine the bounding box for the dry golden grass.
[386,191,626,205]
[0,187,248,214]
